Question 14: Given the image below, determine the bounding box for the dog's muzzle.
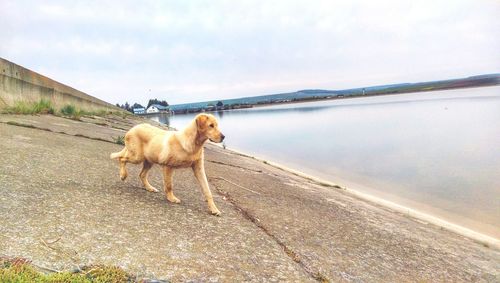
[210,133,225,143]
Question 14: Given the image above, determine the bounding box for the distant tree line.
[116,98,169,113]
[115,102,140,113]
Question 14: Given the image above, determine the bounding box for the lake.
[151,86,500,239]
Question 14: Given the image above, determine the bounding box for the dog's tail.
[110,148,126,159]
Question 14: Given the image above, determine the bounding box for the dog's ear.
[196,114,208,131]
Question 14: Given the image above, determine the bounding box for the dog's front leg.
[192,159,221,216]
[163,166,181,203]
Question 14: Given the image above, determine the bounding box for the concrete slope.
[0,114,498,282]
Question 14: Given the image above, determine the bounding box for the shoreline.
[165,83,500,115]
[241,84,500,111]
[213,143,500,250]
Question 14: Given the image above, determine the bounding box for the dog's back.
[110,123,167,163]
[127,123,166,143]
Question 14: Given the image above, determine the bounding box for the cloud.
[0,0,498,106]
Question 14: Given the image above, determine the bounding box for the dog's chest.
[161,151,200,168]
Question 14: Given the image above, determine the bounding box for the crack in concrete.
[212,184,329,282]
[210,177,262,195]
[2,121,117,144]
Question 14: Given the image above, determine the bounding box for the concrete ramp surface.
[0,114,499,282]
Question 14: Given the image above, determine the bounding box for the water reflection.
[150,113,171,126]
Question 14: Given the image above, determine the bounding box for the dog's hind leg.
[119,160,128,181]
[139,161,159,192]
[110,148,129,181]
[162,166,181,203]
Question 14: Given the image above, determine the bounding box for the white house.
[146,104,168,114]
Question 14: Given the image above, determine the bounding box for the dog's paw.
[119,168,128,181]
[210,209,221,216]
[145,187,159,193]
[167,195,181,203]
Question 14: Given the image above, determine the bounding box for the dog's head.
[195,114,225,143]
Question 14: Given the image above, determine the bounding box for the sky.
[1,0,499,106]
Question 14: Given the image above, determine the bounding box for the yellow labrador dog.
[110,113,225,216]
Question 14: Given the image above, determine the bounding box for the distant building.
[146,104,169,114]
[133,107,145,115]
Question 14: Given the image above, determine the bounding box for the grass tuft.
[2,99,126,118]
[32,99,55,114]
[60,104,84,120]
[60,104,77,116]
[82,265,132,282]
[0,259,88,283]
[95,109,108,117]
[112,135,125,145]
[4,99,55,115]
[0,257,134,283]
[7,101,33,114]
[60,105,119,120]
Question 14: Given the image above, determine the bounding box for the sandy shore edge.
[212,143,500,250]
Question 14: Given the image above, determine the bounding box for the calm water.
[152,87,500,238]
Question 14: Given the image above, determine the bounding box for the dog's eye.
[209,124,215,128]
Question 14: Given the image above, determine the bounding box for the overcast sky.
[1,0,499,106]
